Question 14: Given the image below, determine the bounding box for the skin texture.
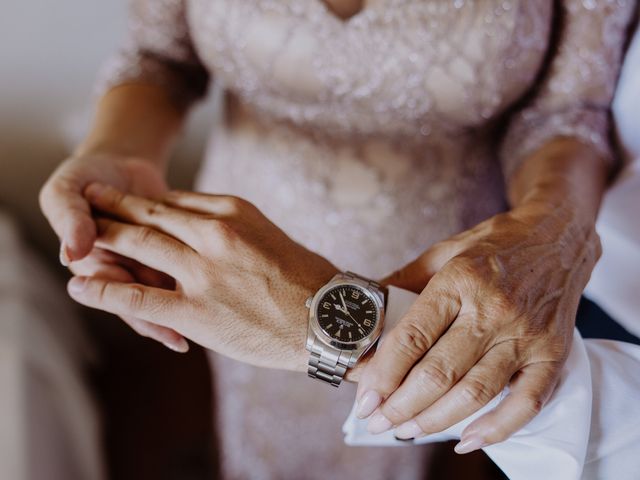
[40,78,608,453]
[68,184,339,370]
[356,138,608,452]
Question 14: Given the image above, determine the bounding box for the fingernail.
[67,277,87,294]
[367,411,393,434]
[59,243,71,267]
[394,420,424,439]
[454,435,486,454]
[85,182,107,201]
[356,391,382,419]
[163,339,189,353]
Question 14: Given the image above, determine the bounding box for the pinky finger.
[123,316,189,353]
[455,361,561,454]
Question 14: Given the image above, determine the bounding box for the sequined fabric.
[101,1,635,479]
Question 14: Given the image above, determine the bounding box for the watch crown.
[305,295,313,308]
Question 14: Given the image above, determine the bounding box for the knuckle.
[96,280,110,304]
[144,200,166,217]
[126,285,147,313]
[414,362,456,392]
[206,219,238,249]
[221,195,248,214]
[382,399,412,423]
[395,321,433,358]
[135,226,157,245]
[459,378,496,407]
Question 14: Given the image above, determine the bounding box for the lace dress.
[100,1,635,478]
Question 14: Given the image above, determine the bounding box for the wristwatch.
[305,271,386,387]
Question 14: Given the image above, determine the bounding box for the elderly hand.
[66,183,339,370]
[356,202,601,453]
[39,154,188,351]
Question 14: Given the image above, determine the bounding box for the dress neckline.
[317,0,366,22]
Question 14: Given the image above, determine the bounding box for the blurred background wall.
[0,0,216,257]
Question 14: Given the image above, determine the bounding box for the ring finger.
[376,315,491,427]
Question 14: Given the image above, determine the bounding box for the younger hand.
[67,184,339,370]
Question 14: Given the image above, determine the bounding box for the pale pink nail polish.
[454,435,485,454]
[356,391,382,419]
[367,411,393,434]
[394,420,424,439]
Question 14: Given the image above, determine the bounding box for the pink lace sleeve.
[96,0,210,110]
[500,0,636,182]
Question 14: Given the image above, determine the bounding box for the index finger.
[355,281,461,424]
[39,174,96,262]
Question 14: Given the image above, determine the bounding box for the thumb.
[40,175,96,264]
[380,240,463,293]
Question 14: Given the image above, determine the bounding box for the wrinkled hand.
[356,204,601,453]
[39,154,186,351]
[66,183,339,370]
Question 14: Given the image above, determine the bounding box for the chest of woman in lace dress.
[188,0,552,139]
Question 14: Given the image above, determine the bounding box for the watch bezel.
[308,276,385,352]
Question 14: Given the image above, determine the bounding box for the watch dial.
[316,285,378,343]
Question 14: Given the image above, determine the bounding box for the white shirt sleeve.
[343,286,640,480]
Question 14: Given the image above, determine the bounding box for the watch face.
[316,285,378,343]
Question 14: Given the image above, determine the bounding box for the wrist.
[74,141,168,170]
[510,199,601,273]
[513,188,598,239]
[284,263,340,374]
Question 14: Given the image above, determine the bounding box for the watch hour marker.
[348,331,352,340]
[325,324,333,330]
[331,293,336,300]
[335,329,341,338]
[358,328,364,335]
[361,299,368,304]
[365,310,372,314]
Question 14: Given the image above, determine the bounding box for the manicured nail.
[59,243,71,266]
[367,411,393,434]
[67,277,87,294]
[454,435,486,454]
[394,420,424,439]
[163,339,189,353]
[356,391,382,419]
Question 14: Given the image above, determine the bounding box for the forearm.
[76,83,187,168]
[507,137,610,228]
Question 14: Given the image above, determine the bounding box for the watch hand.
[335,296,363,329]
[341,307,363,329]
[339,292,348,313]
